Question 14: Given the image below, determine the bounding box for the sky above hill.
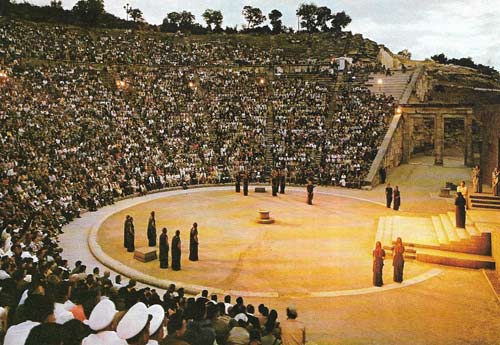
[27,0,500,70]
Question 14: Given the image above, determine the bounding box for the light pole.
[377,78,383,93]
[123,3,130,21]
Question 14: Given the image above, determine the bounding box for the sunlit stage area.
[61,162,500,344]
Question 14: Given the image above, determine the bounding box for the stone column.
[402,115,411,164]
[464,111,473,166]
[434,113,444,165]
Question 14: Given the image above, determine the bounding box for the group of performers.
[373,237,405,287]
[235,168,318,205]
[384,183,401,210]
[123,212,199,271]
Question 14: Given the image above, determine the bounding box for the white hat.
[117,302,150,340]
[147,304,165,336]
[84,299,116,331]
[234,313,248,323]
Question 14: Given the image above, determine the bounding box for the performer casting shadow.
[373,241,385,287]
[159,227,169,269]
[393,186,401,211]
[147,211,157,247]
[393,237,405,283]
[125,217,135,253]
[455,192,466,228]
[189,222,199,261]
[172,230,181,271]
[385,183,393,208]
[306,179,315,205]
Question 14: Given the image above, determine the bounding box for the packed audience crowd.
[0,18,395,344]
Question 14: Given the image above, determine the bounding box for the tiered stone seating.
[470,193,500,210]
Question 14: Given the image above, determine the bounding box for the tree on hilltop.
[242,6,266,29]
[331,11,351,33]
[202,9,223,32]
[296,3,318,32]
[72,0,105,25]
[126,7,144,23]
[316,6,332,32]
[269,9,283,34]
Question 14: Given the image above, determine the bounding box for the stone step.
[416,248,495,269]
[439,214,459,242]
[431,216,450,244]
[472,199,500,206]
[471,203,500,210]
[447,212,470,240]
[470,194,500,201]
[383,245,417,254]
[383,216,394,247]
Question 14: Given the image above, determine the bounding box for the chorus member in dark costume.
[455,192,466,228]
[126,217,135,253]
[271,169,279,196]
[235,173,241,193]
[147,211,157,247]
[393,237,405,283]
[279,169,286,194]
[189,222,199,261]
[158,227,169,269]
[124,215,131,248]
[393,186,401,210]
[172,230,181,271]
[492,167,499,196]
[243,172,249,196]
[373,241,385,287]
[385,183,393,208]
[306,179,315,205]
[472,165,481,193]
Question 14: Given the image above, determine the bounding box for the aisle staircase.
[367,71,413,102]
[375,211,496,269]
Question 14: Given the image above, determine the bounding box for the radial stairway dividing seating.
[375,211,496,269]
[367,71,412,102]
[470,193,500,210]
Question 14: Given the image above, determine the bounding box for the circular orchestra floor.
[97,187,432,296]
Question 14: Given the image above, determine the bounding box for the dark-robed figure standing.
[147,211,157,247]
[455,192,466,228]
[393,186,401,211]
[271,169,279,197]
[306,179,315,205]
[385,183,393,208]
[393,237,405,283]
[172,230,181,271]
[189,222,199,261]
[279,169,286,194]
[125,216,135,253]
[159,227,169,269]
[373,241,385,287]
[242,172,249,196]
[235,172,241,193]
[123,215,132,248]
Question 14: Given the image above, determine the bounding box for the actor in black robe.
[373,241,385,287]
[393,186,401,211]
[279,169,286,194]
[126,217,135,253]
[159,228,169,269]
[124,215,131,248]
[235,173,241,193]
[271,169,279,196]
[172,230,181,271]
[307,179,315,205]
[189,222,199,261]
[147,211,156,247]
[385,183,393,208]
[455,192,466,228]
[242,173,249,196]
